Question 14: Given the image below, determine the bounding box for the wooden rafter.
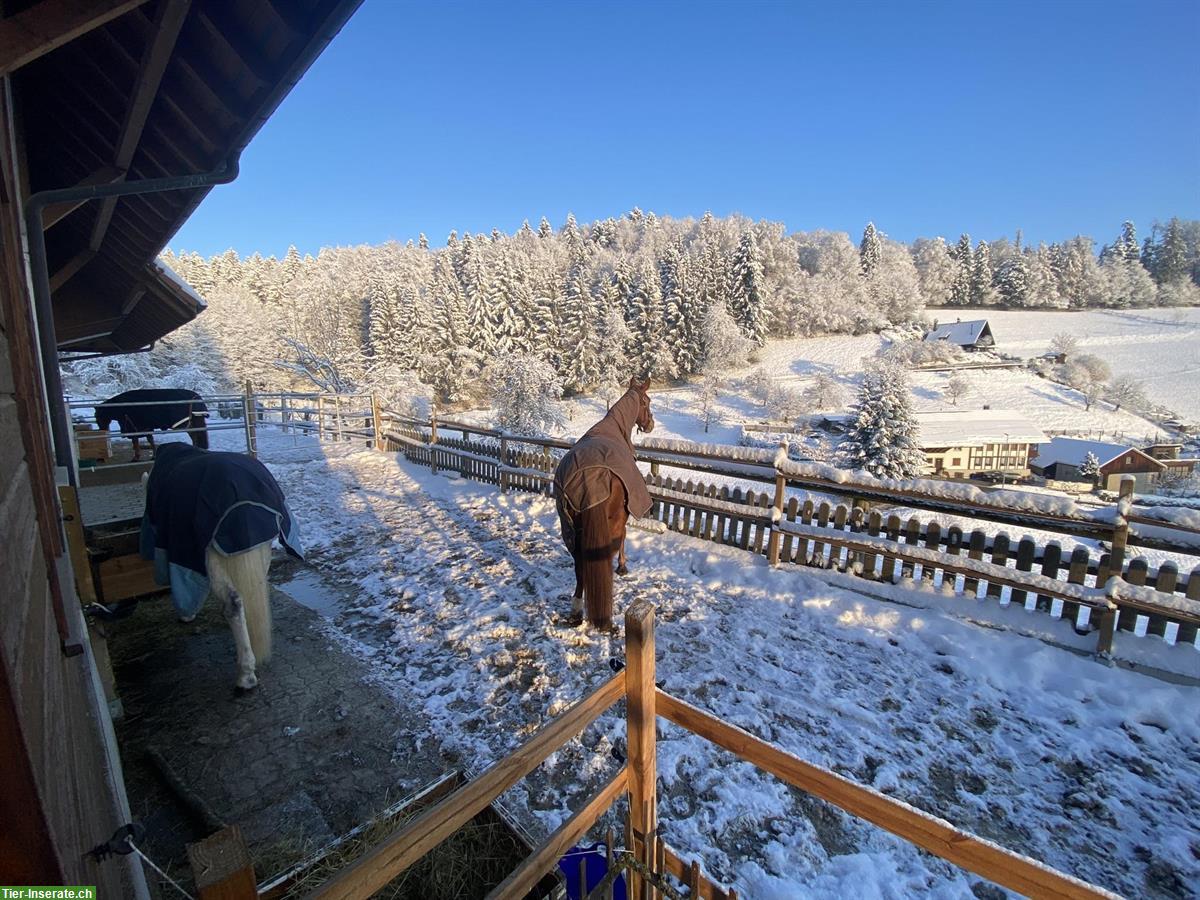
[88,0,191,252]
[48,248,95,291]
[0,0,150,77]
[40,165,124,229]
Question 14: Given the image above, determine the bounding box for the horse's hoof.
[566,612,584,628]
[234,674,258,694]
[234,684,256,696]
[616,564,629,577]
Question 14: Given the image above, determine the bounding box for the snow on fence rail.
[377,410,1200,662]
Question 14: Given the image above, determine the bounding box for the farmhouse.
[923,318,995,351]
[915,410,1047,478]
[1030,438,1173,491]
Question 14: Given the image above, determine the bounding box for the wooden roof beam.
[0,0,150,76]
[49,247,95,291]
[41,165,124,229]
[89,0,191,252]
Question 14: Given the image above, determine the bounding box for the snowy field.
[463,308,1199,454]
[211,427,1200,899]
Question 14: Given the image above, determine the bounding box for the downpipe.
[24,156,241,477]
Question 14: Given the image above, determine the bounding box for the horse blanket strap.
[553,387,652,520]
[140,443,303,618]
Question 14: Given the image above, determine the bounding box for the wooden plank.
[987,532,1009,600]
[964,529,987,596]
[1039,543,1062,614]
[57,485,96,604]
[780,496,798,564]
[308,673,625,900]
[625,601,657,897]
[485,767,628,900]
[1064,546,1090,629]
[1011,537,1036,608]
[1148,564,1177,638]
[767,473,785,565]
[0,0,151,77]
[655,691,1118,900]
[661,844,731,900]
[95,553,163,602]
[41,165,124,229]
[187,825,257,900]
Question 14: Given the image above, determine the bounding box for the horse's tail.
[210,543,273,663]
[189,400,209,449]
[578,501,615,628]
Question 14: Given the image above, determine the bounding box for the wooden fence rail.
[282,602,1119,900]
[377,414,1200,656]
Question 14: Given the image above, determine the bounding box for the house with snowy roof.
[915,410,1047,479]
[1030,437,1171,491]
[924,318,995,351]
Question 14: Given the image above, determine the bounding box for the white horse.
[141,455,288,692]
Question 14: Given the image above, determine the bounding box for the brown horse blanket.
[554,388,652,530]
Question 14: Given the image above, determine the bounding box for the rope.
[130,842,195,900]
[584,849,686,900]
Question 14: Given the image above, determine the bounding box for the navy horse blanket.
[140,443,303,617]
[96,388,209,447]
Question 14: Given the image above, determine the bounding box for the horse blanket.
[96,388,208,436]
[140,443,303,618]
[553,387,652,546]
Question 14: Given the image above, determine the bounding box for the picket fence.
[379,413,1200,659]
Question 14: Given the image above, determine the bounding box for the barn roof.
[915,410,1046,448]
[1031,437,1164,470]
[9,0,362,354]
[924,319,992,347]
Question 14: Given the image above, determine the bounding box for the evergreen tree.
[971,240,999,305]
[1156,218,1189,283]
[845,364,924,478]
[859,222,882,277]
[729,229,767,345]
[995,253,1030,306]
[538,216,553,240]
[1117,221,1139,263]
[949,234,973,305]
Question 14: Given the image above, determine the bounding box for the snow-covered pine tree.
[486,352,564,435]
[628,260,676,380]
[859,222,882,277]
[1079,452,1101,485]
[995,252,1030,306]
[1117,221,1140,263]
[659,241,690,374]
[538,216,553,240]
[728,229,767,345]
[949,234,973,305]
[911,237,956,306]
[844,363,924,478]
[429,253,468,353]
[971,240,999,306]
[486,254,523,356]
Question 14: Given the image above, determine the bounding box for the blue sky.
[171,0,1200,258]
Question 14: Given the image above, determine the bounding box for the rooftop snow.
[923,319,989,346]
[914,410,1046,448]
[1032,437,1146,469]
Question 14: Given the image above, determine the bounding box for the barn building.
[923,318,995,351]
[0,2,360,893]
[1030,437,1177,491]
[915,410,1047,479]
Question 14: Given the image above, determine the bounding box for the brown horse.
[553,379,655,627]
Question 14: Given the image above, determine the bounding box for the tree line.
[68,211,1197,405]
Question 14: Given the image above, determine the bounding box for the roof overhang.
[8,0,362,354]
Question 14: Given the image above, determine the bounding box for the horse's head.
[628,377,654,434]
[94,406,113,431]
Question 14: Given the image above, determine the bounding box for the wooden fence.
[378,413,1200,658]
[190,603,1121,899]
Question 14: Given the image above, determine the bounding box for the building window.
[952,458,961,466]
[1126,456,1132,464]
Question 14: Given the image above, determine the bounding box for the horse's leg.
[130,434,140,462]
[571,552,585,622]
[146,432,155,458]
[208,549,258,691]
[616,536,628,577]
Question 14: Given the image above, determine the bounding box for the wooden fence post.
[243,381,257,458]
[335,394,345,443]
[767,451,787,566]
[187,824,257,899]
[282,395,291,434]
[429,413,439,474]
[499,433,509,492]
[625,601,658,899]
[1095,476,1134,655]
[371,394,383,451]
[317,396,325,441]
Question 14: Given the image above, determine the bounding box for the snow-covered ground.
[460,308,1195,453]
[230,427,1199,898]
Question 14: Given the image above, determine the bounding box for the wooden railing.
[191,602,1118,899]
[378,413,1200,658]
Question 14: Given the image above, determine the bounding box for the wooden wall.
[0,80,139,895]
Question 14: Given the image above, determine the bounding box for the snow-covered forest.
[65,211,1200,405]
